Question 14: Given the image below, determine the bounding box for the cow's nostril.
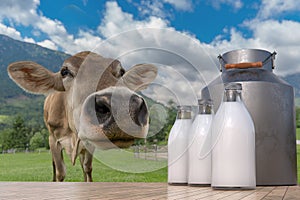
[95,96,111,124]
[130,95,148,126]
[96,102,110,114]
[138,100,148,126]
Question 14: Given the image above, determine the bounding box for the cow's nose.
[129,94,148,126]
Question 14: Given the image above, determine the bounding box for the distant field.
[0,151,167,182]
[0,115,9,123]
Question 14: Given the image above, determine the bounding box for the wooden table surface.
[0,182,299,200]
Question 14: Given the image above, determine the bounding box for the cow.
[7,51,157,182]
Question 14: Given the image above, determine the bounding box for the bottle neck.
[223,90,241,102]
[177,110,192,119]
[198,104,213,114]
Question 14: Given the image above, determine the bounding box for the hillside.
[282,73,300,98]
[0,34,70,99]
[0,34,70,128]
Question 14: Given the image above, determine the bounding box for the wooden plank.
[283,186,300,200]
[262,186,288,200]
[219,187,264,200]
[0,182,299,200]
[241,187,276,200]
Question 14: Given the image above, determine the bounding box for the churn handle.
[225,61,263,70]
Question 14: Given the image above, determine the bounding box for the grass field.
[0,146,299,183]
[0,151,167,182]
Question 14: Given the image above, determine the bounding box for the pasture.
[1,125,300,183]
[0,145,299,183]
[0,150,167,182]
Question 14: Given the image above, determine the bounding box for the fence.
[131,145,167,161]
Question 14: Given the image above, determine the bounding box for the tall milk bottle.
[168,106,192,185]
[211,83,256,189]
[188,99,213,186]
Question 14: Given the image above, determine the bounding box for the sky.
[1,0,300,105]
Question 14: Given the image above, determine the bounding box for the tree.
[30,132,44,150]
[11,116,31,149]
[146,100,177,144]
[296,107,300,128]
[0,116,32,150]
[29,127,49,150]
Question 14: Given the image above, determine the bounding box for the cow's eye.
[61,67,74,78]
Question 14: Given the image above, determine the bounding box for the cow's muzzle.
[78,87,149,149]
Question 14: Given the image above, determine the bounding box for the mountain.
[282,73,300,98]
[0,34,70,99]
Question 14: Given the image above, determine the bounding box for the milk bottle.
[168,106,192,184]
[188,99,213,185]
[211,83,256,189]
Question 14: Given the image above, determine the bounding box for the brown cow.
[7,51,157,182]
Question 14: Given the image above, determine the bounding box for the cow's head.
[7,51,157,150]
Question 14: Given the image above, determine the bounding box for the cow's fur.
[7,51,157,182]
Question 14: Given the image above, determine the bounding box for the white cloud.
[23,37,35,43]
[0,23,22,40]
[137,0,167,18]
[37,39,58,50]
[163,0,193,11]
[98,1,169,38]
[0,0,40,26]
[257,0,300,19]
[131,0,193,19]
[210,0,243,10]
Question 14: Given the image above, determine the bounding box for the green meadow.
[1,126,300,183]
[0,150,167,182]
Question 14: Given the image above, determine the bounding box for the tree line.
[0,100,178,151]
[0,116,49,152]
[1,101,299,152]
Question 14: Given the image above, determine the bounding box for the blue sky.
[1,0,300,104]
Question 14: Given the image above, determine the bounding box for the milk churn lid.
[224,82,242,91]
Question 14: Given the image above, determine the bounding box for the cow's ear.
[7,61,65,94]
[122,64,157,91]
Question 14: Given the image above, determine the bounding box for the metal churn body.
[201,49,297,186]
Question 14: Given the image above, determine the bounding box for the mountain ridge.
[0,34,70,99]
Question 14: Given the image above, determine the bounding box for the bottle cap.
[177,105,192,119]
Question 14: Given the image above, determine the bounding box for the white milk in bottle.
[168,106,192,185]
[211,83,256,189]
[188,99,213,186]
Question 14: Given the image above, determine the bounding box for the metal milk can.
[201,49,297,185]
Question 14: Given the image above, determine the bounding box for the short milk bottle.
[211,83,256,189]
[168,106,192,185]
[188,99,213,186]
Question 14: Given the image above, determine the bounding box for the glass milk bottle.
[211,83,256,189]
[188,99,213,186]
[168,106,192,185]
